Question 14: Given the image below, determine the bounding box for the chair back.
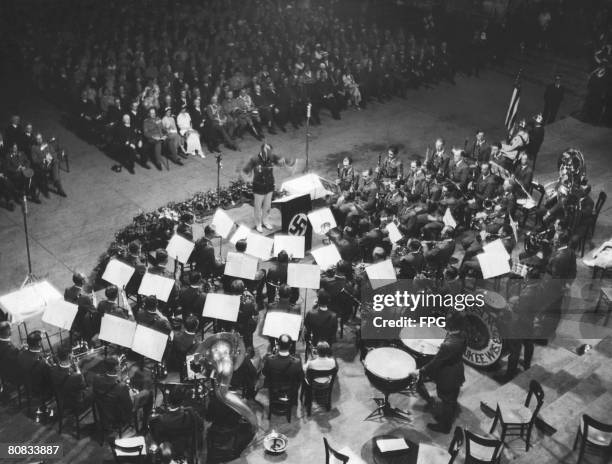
[323,437,349,464]
[582,414,612,449]
[525,379,545,422]
[447,426,464,463]
[109,440,144,464]
[268,380,298,416]
[306,366,338,392]
[464,430,502,464]
[593,191,607,226]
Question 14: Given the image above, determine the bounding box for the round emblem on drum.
[288,213,308,236]
[463,306,503,368]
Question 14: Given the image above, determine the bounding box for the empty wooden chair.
[109,436,146,464]
[464,430,503,464]
[573,414,612,464]
[489,379,544,451]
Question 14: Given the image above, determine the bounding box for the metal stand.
[305,103,311,172]
[364,392,412,422]
[21,195,38,288]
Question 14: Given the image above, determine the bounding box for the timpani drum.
[363,347,416,393]
[399,325,446,359]
[482,290,507,311]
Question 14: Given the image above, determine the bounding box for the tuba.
[194,332,257,438]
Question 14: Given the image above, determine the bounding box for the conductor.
[412,311,467,434]
[242,143,294,233]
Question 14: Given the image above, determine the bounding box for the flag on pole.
[505,70,522,132]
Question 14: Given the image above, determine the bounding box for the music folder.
[166,234,195,264]
[287,263,321,289]
[477,252,511,279]
[385,222,403,244]
[224,252,259,280]
[42,299,79,331]
[365,260,397,289]
[202,293,241,322]
[138,273,175,302]
[99,314,138,348]
[273,234,305,259]
[310,244,342,271]
[211,208,236,239]
[230,224,253,245]
[263,311,302,340]
[245,233,274,260]
[131,324,169,362]
[102,259,136,288]
[307,207,337,235]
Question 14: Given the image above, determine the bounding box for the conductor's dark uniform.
[418,331,467,432]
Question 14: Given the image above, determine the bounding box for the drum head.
[400,325,445,356]
[463,307,503,369]
[482,290,507,311]
[364,347,416,380]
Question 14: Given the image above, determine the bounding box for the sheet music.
[287,263,321,289]
[307,207,337,234]
[230,224,253,245]
[102,259,136,288]
[376,438,409,453]
[42,299,78,330]
[99,314,137,348]
[273,234,305,259]
[224,252,259,280]
[211,208,235,239]
[138,273,175,302]
[131,324,169,362]
[482,239,510,260]
[365,260,397,289]
[245,233,274,260]
[166,234,195,264]
[263,311,302,340]
[202,293,241,322]
[310,244,342,271]
[385,222,403,244]
[281,173,333,200]
[477,252,511,279]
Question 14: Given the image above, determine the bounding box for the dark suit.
[419,331,466,430]
[474,173,499,201]
[262,352,303,392]
[448,159,470,190]
[150,407,204,457]
[49,365,92,411]
[527,124,544,161]
[136,310,172,334]
[547,246,577,281]
[304,308,338,346]
[97,299,117,316]
[64,285,83,304]
[0,340,20,383]
[91,374,133,428]
[177,286,206,320]
[17,350,51,396]
[428,151,450,177]
[543,83,564,124]
[469,140,490,164]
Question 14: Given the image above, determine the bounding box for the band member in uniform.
[64,272,87,304]
[304,290,338,347]
[468,129,490,164]
[513,152,534,193]
[0,322,20,387]
[427,138,450,177]
[30,133,67,197]
[49,346,93,412]
[378,145,403,181]
[242,143,294,233]
[412,311,467,433]
[447,148,470,191]
[136,296,172,334]
[192,226,224,278]
[336,156,357,192]
[177,272,207,321]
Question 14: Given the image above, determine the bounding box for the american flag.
[504,70,522,132]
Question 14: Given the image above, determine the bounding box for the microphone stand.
[215,153,222,197]
[305,103,311,172]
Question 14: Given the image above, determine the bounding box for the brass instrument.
[192,333,257,438]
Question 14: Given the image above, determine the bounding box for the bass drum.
[462,292,506,369]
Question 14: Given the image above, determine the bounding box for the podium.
[272,193,313,251]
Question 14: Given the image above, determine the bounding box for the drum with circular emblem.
[463,290,506,369]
